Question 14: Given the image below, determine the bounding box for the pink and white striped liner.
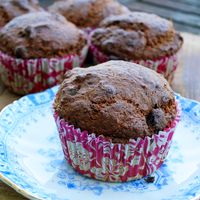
[89,44,178,82]
[54,103,180,182]
[0,45,88,95]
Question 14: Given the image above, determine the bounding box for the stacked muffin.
[48,0,130,29]
[0,0,43,28]
[0,12,88,94]
[90,12,183,81]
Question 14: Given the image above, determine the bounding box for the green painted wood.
[118,0,200,34]
[39,0,54,7]
[173,0,200,7]
[123,2,200,28]
[142,0,200,15]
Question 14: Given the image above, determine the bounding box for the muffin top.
[0,11,87,59]
[54,61,177,143]
[91,12,183,60]
[48,0,129,28]
[0,0,43,27]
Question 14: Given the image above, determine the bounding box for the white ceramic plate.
[0,86,200,200]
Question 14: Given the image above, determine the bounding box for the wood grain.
[0,182,27,200]
[127,2,200,28]
[142,0,200,15]
[172,32,200,101]
[0,32,200,199]
[119,0,200,34]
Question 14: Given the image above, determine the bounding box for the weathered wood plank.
[0,79,5,96]
[118,0,200,34]
[142,0,200,16]
[174,23,200,35]
[126,2,200,29]
[180,33,200,101]
[172,0,200,7]
[0,182,27,200]
[39,0,54,7]
[0,89,19,111]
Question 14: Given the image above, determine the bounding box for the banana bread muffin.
[90,12,183,81]
[0,11,88,94]
[48,0,129,29]
[0,0,43,28]
[54,61,180,182]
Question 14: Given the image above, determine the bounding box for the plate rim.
[0,87,200,200]
[0,171,42,200]
[0,87,58,200]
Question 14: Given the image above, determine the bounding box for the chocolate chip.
[18,31,26,37]
[24,26,36,38]
[24,26,32,35]
[141,84,146,89]
[68,88,78,96]
[18,26,35,38]
[162,95,170,104]
[106,87,115,95]
[75,75,86,83]
[146,108,167,130]
[153,104,158,109]
[15,46,28,58]
[145,176,155,183]
[103,85,116,95]
[87,81,94,85]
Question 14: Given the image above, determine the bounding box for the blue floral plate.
[0,86,200,200]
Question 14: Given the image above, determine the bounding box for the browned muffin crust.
[91,12,183,60]
[0,0,43,27]
[54,61,177,143]
[48,0,129,28]
[0,12,87,59]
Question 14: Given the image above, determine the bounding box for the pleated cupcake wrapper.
[89,44,178,81]
[54,103,180,182]
[0,45,88,95]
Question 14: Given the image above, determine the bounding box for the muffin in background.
[53,60,180,182]
[0,0,43,28]
[90,12,183,82]
[48,0,130,30]
[0,11,88,95]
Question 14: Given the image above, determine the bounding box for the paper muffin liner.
[89,44,178,82]
[54,103,180,182]
[0,45,88,95]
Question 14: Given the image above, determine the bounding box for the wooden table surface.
[0,32,200,199]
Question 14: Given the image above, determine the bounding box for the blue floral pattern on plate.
[0,86,200,200]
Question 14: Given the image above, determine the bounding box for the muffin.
[0,0,43,28]
[90,12,183,82]
[0,11,88,95]
[53,60,180,182]
[48,0,129,30]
